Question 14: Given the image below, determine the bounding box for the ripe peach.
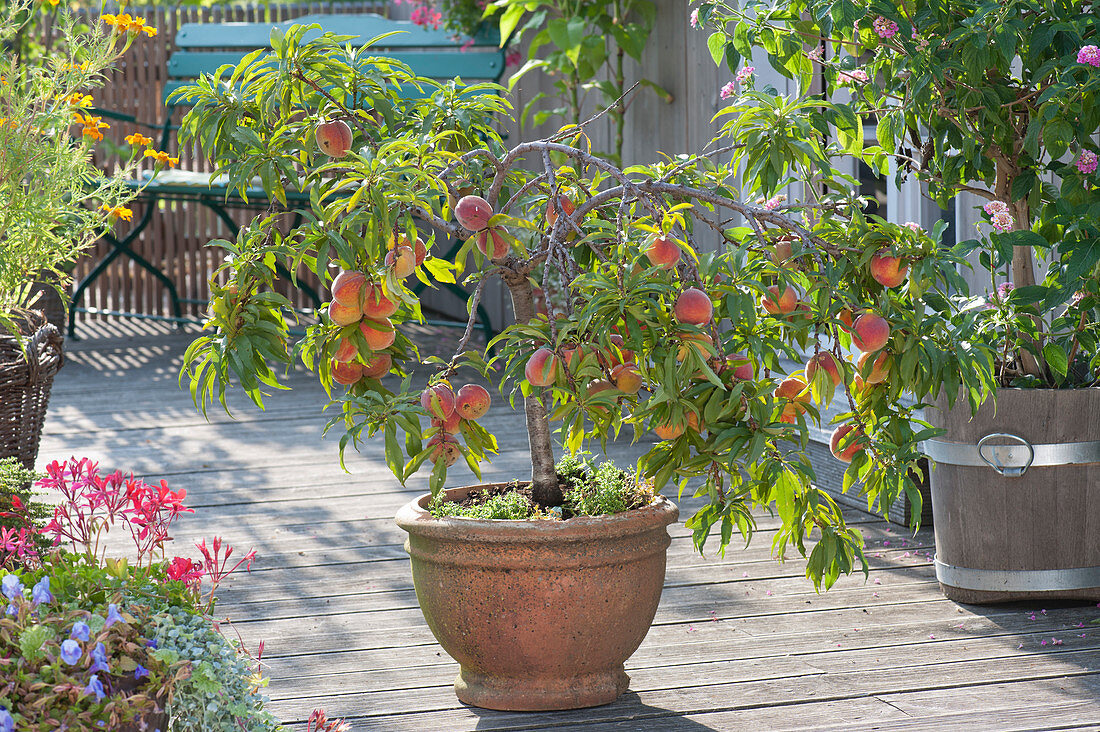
[545,195,576,227]
[333,337,358,363]
[432,411,462,434]
[359,318,395,351]
[586,379,617,417]
[331,270,366,307]
[686,411,700,433]
[427,434,461,467]
[772,235,795,265]
[779,402,804,424]
[652,418,685,440]
[525,347,559,387]
[476,227,511,258]
[870,251,909,288]
[413,238,428,266]
[385,246,416,278]
[331,359,363,386]
[645,235,681,269]
[830,424,866,463]
[361,285,398,319]
[674,287,713,326]
[857,350,891,385]
[774,377,810,403]
[562,345,586,372]
[677,332,714,362]
[361,353,391,380]
[761,284,798,315]
[806,352,842,390]
[838,307,855,334]
[315,119,352,157]
[421,383,456,419]
[455,383,491,420]
[329,300,362,327]
[852,312,890,353]
[454,195,494,231]
[610,363,643,394]
[599,334,634,368]
[725,353,754,381]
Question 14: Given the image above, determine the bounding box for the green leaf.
[708,32,727,67]
[1042,343,1068,380]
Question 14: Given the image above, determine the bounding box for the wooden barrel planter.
[0,311,64,470]
[924,389,1100,604]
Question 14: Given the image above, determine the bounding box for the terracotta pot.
[395,484,678,711]
[926,389,1100,603]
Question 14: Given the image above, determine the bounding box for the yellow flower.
[125,133,153,146]
[67,93,93,108]
[99,204,133,222]
[77,114,109,142]
[142,25,157,38]
[143,149,179,167]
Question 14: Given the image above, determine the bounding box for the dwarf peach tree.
[180,24,992,589]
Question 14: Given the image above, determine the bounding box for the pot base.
[456,666,630,711]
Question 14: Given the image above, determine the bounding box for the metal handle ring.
[976,432,1035,477]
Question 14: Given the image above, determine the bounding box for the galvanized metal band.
[935,560,1100,592]
[923,438,1100,469]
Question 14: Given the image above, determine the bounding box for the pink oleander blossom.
[720,81,736,99]
[1076,150,1098,174]
[736,66,755,84]
[873,17,898,39]
[1078,45,1100,67]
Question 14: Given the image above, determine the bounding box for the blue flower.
[134,663,150,680]
[103,603,123,629]
[71,620,91,642]
[145,637,158,649]
[0,574,21,601]
[88,642,110,674]
[83,674,106,702]
[31,577,52,606]
[0,707,12,732]
[60,639,82,665]
[4,603,15,617]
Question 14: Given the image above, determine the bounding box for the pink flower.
[505,49,522,68]
[1078,45,1100,67]
[759,194,786,210]
[873,17,899,39]
[991,211,1014,232]
[807,47,824,61]
[983,200,1009,216]
[839,68,869,85]
[410,5,442,29]
[997,282,1015,300]
[902,221,922,233]
[460,38,474,52]
[736,66,755,84]
[1076,150,1098,174]
[166,556,204,589]
[690,8,699,28]
[720,81,736,99]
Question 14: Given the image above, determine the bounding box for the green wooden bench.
[72,13,505,339]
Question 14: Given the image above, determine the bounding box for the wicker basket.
[0,311,64,470]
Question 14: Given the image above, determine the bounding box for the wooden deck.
[38,321,1100,731]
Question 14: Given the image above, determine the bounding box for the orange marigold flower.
[99,204,133,222]
[67,93,93,107]
[142,25,157,38]
[143,149,179,167]
[125,133,153,146]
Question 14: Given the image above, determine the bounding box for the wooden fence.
[61,3,732,330]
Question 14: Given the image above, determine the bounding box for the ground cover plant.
[179,20,996,591]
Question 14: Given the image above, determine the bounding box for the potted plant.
[0,455,296,730]
[0,1,166,469]
[699,0,1100,602]
[176,20,991,710]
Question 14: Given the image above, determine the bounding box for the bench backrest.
[165,13,505,104]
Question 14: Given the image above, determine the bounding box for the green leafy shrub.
[0,457,51,567]
[558,453,652,517]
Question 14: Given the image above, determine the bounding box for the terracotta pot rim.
[395,482,678,541]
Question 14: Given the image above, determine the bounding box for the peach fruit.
[455,384,491,420]
[645,235,681,269]
[525,347,559,387]
[546,195,576,227]
[652,418,685,440]
[359,318,395,351]
[725,353,754,381]
[329,300,362,327]
[331,270,366,307]
[857,350,891,385]
[829,424,866,463]
[385,246,416,278]
[421,383,456,419]
[562,345,585,372]
[674,287,713,326]
[362,353,391,380]
[676,332,714,362]
[806,352,842,390]
[362,285,398,319]
[761,284,798,315]
[774,376,810,403]
[772,235,795,265]
[870,252,909,288]
[476,227,511,258]
[851,312,890,353]
[454,195,494,231]
[315,119,353,157]
[838,307,855,334]
[610,363,643,394]
[427,434,461,467]
[779,402,804,424]
[413,238,428,266]
[331,359,363,386]
[432,411,462,434]
[333,337,357,363]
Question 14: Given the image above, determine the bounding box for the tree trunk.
[995,158,1044,379]
[501,264,562,506]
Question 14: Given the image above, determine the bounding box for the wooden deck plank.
[35,323,1100,730]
